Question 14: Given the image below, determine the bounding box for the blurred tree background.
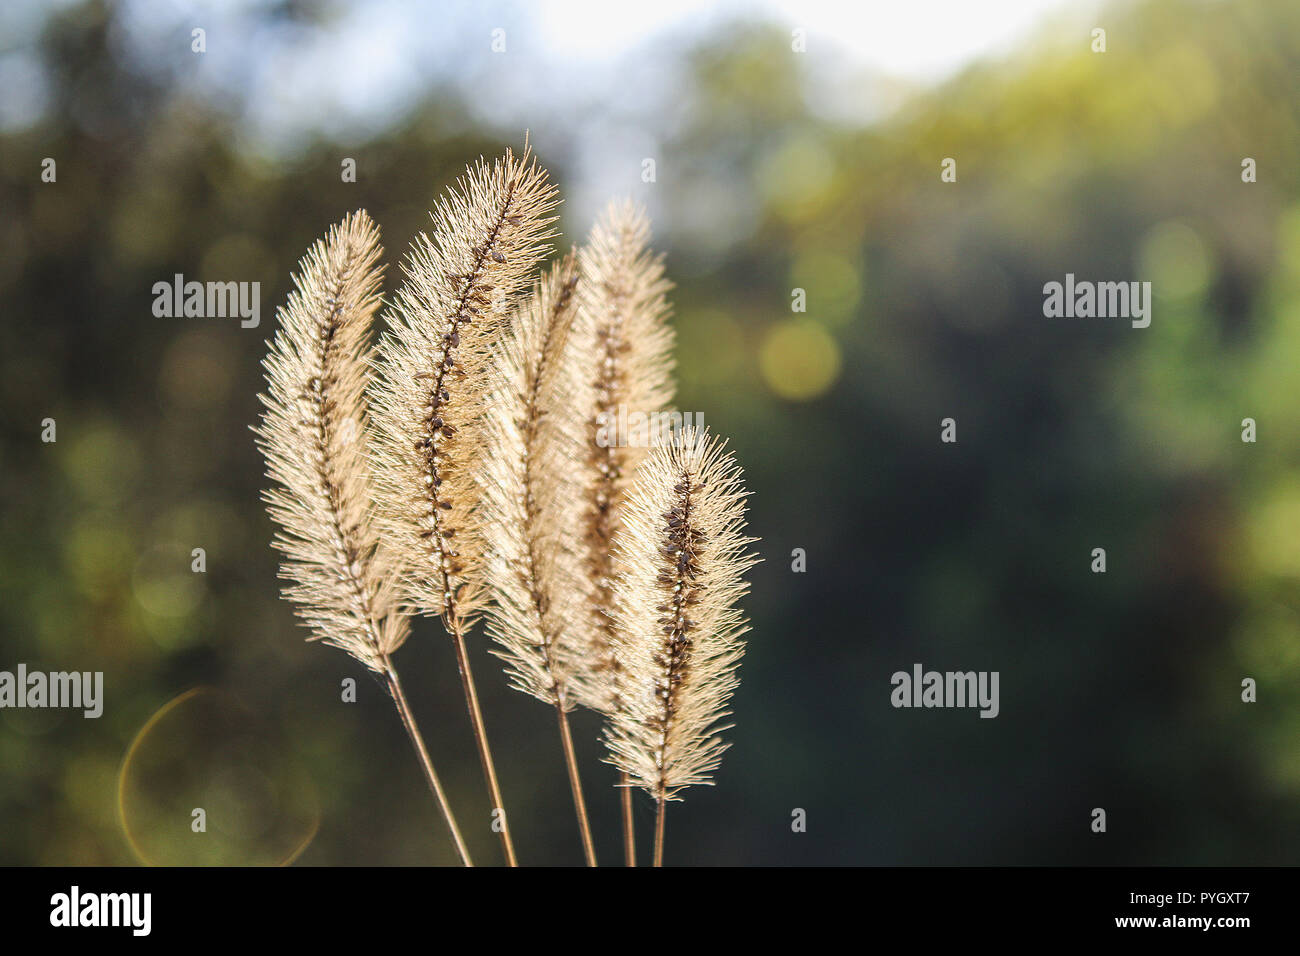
[1,0,1298,865]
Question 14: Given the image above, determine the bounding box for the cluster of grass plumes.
[255,142,758,867]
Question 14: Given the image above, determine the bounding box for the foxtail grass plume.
[603,427,759,865]
[255,210,406,670]
[479,252,601,864]
[255,210,471,865]
[479,252,588,707]
[253,150,759,868]
[569,198,676,865]
[369,144,559,867]
[569,199,676,715]
[369,145,559,628]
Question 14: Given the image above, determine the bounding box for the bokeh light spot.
[759,319,841,400]
[758,135,835,223]
[790,249,862,326]
[1247,480,1300,581]
[133,546,205,621]
[1138,220,1213,301]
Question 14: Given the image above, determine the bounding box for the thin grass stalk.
[555,701,597,865]
[653,796,665,867]
[448,620,517,865]
[620,772,636,866]
[383,658,473,866]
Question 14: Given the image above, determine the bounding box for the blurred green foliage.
[1,0,1299,864]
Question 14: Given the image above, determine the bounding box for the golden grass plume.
[254,209,407,671]
[369,144,559,629]
[367,143,558,868]
[255,209,473,865]
[479,251,591,706]
[569,198,676,715]
[603,426,760,804]
[253,150,759,868]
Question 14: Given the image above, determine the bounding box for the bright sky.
[1,0,1113,181]
[532,0,1100,80]
[3,0,1112,134]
